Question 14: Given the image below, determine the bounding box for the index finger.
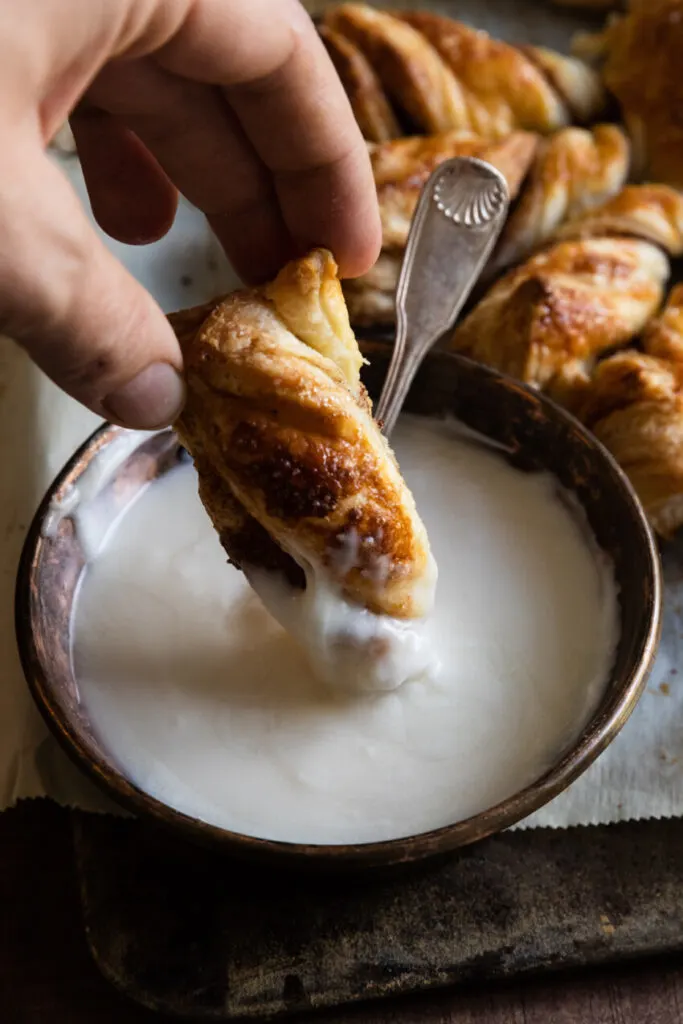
[155,0,381,278]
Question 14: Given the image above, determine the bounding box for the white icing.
[70,415,619,845]
[42,428,159,559]
[247,559,439,693]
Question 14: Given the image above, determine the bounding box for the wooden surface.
[3,800,683,1024]
[73,809,683,1019]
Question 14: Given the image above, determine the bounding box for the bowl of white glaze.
[15,347,661,868]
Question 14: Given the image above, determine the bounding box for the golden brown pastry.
[520,45,608,124]
[643,281,683,361]
[448,238,669,391]
[323,4,469,134]
[569,286,683,537]
[323,5,603,140]
[598,0,683,187]
[401,10,606,132]
[342,129,537,326]
[491,124,630,274]
[170,248,435,621]
[318,24,401,142]
[397,11,567,136]
[554,183,683,255]
[370,129,538,249]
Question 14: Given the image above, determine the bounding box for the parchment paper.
[3,0,683,830]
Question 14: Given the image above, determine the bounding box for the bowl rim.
[15,352,663,867]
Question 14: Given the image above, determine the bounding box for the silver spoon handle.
[374,156,510,438]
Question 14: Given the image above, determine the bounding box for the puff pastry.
[323,5,603,140]
[370,129,538,250]
[448,238,669,391]
[323,4,469,134]
[521,45,607,125]
[343,129,538,326]
[569,285,683,537]
[170,248,435,621]
[554,183,683,255]
[491,123,630,274]
[397,11,569,137]
[402,10,606,130]
[598,0,683,187]
[319,24,401,142]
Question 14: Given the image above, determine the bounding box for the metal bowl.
[15,346,662,868]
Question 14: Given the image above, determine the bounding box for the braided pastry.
[323,4,604,139]
[170,248,435,625]
[318,24,401,142]
[448,238,668,392]
[490,123,630,274]
[567,285,683,537]
[322,4,472,135]
[370,129,538,250]
[555,183,683,255]
[170,249,440,689]
[342,129,538,326]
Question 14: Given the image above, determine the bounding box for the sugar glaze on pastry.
[170,249,437,692]
[71,417,618,845]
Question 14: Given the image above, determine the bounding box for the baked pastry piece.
[519,45,608,124]
[568,285,683,537]
[323,4,604,139]
[318,24,401,142]
[596,0,683,187]
[491,124,630,274]
[400,10,606,131]
[370,129,537,250]
[323,4,470,134]
[343,129,538,325]
[448,238,669,392]
[170,248,435,622]
[554,183,683,255]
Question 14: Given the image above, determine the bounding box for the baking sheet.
[3,0,683,831]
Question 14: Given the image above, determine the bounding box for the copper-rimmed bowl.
[15,347,661,868]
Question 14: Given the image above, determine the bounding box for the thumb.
[0,144,185,429]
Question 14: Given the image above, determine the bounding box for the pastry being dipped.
[169,249,437,692]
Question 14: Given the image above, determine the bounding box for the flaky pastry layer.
[170,249,434,620]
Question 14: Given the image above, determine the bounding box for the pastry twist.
[322,4,605,140]
[346,123,633,327]
[342,129,538,326]
[448,238,669,392]
[565,285,683,537]
[554,183,683,256]
[170,248,435,622]
[319,23,401,142]
[490,124,630,274]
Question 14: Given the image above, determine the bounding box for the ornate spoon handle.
[374,157,510,437]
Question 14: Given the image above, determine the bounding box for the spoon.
[374,156,510,438]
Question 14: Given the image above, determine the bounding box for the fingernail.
[103,363,185,429]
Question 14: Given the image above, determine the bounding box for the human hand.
[0,0,380,428]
